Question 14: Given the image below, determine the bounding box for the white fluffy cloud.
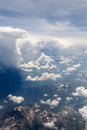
[40,98,61,107]
[66,97,73,102]
[78,106,87,119]
[72,86,87,97]
[44,94,48,97]
[8,94,24,104]
[26,72,61,81]
[20,52,57,72]
[66,63,81,72]
[43,121,56,129]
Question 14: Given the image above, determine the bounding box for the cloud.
[66,67,76,72]
[0,105,3,110]
[0,27,86,82]
[43,121,56,129]
[0,0,87,22]
[66,97,73,102]
[72,86,87,97]
[26,72,61,81]
[59,56,73,65]
[0,27,28,66]
[20,52,57,72]
[78,106,87,120]
[53,94,58,97]
[40,98,61,107]
[0,0,87,49]
[44,94,48,97]
[36,52,53,64]
[0,27,62,82]
[1,17,87,48]
[8,94,24,104]
[66,63,81,72]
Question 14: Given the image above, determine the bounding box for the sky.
[0,0,87,46]
[1,1,87,119]
[0,1,87,122]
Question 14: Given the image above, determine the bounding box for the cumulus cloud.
[37,52,53,63]
[20,52,57,72]
[0,105,3,110]
[8,94,24,104]
[78,106,87,120]
[43,121,56,129]
[0,27,28,66]
[53,94,58,97]
[59,56,73,65]
[66,97,73,102]
[66,63,81,72]
[18,39,61,65]
[26,72,61,81]
[66,67,76,72]
[72,86,87,97]
[44,94,48,97]
[40,98,61,107]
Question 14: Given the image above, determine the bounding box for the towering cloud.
[0,27,28,66]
